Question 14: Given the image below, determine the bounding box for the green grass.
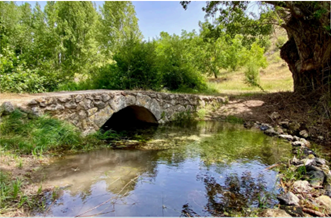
[0,109,132,155]
[0,110,82,155]
[0,172,23,212]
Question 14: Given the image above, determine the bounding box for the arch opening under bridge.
[100,105,158,132]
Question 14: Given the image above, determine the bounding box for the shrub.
[156,32,207,91]
[0,47,60,93]
[243,42,268,90]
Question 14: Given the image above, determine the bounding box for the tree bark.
[279,2,331,95]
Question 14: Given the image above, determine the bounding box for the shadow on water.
[33,121,291,217]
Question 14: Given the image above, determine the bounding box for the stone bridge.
[1,90,227,135]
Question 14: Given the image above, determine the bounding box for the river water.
[34,121,291,217]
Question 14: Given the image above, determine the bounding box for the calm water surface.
[35,121,291,217]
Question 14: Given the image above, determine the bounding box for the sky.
[17,1,207,40]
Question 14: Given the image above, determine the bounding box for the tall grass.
[0,110,81,154]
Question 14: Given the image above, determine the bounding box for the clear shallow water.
[34,121,291,217]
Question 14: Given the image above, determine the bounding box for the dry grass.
[207,59,293,94]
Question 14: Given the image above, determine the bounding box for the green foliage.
[0,110,81,154]
[89,34,208,92]
[90,39,162,90]
[197,108,207,120]
[0,172,21,208]
[275,36,287,50]
[243,42,268,90]
[0,1,141,93]
[0,47,54,93]
[156,32,207,91]
[98,1,142,57]
[114,39,162,90]
[183,1,274,47]
[224,115,244,124]
[223,35,247,72]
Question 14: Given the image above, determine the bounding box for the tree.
[98,1,142,58]
[181,1,331,95]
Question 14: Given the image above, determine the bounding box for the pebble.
[293,180,312,193]
[316,195,331,211]
[263,209,291,217]
[277,192,300,206]
[279,134,294,141]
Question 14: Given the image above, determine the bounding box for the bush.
[0,47,60,93]
[156,32,207,91]
[88,36,207,92]
[88,39,162,91]
[243,42,268,90]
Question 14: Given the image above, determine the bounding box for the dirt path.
[209,92,330,147]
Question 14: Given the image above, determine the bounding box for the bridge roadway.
[0,90,227,135]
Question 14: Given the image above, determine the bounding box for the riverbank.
[202,92,331,217]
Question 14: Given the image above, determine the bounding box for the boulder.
[0,101,15,116]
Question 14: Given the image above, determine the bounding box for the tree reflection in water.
[182,171,278,217]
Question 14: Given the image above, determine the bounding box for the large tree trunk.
[279,2,331,95]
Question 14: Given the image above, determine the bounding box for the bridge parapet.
[9,90,227,135]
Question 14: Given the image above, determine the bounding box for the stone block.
[88,106,114,128]
[87,107,98,117]
[75,95,84,103]
[65,101,77,109]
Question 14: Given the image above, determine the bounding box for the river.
[34,121,291,217]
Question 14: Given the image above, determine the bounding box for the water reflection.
[34,121,290,217]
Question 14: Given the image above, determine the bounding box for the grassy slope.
[205,27,293,95]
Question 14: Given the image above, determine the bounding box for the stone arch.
[100,105,158,131]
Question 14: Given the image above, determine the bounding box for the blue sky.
[17,1,207,40]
